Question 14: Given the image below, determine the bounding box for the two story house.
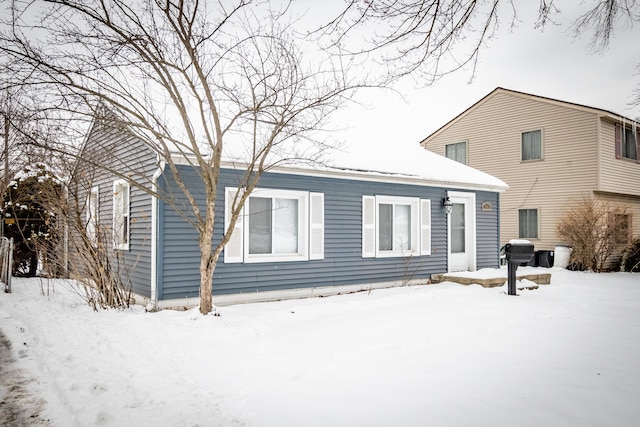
[421,87,640,258]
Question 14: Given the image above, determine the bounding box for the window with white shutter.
[362,195,431,258]
[224,187,323,263]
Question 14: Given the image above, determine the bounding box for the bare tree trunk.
[3,114,7,191]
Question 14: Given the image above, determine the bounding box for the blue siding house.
[71,120,508,309]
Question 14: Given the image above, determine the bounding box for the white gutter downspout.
[148,160,165,311]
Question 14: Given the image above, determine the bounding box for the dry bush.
[556,198,630,272]
[62,185,133,311]
[619,237,640,272]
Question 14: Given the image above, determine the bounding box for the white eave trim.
[168,153,509,193]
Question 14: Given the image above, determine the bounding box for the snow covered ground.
[0,268,638,427]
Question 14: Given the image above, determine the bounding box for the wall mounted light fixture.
[442,196,453,215]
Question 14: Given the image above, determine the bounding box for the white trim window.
[362,195,431,258]
[445,141,467,165]
[521,129,542,161]
[113,180,130,250]
[224,187,324,263]
[518,208,538,239]
[86,186,99,246]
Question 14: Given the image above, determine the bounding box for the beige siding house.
[421,87,640,254]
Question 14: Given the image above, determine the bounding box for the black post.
[507,261,517,296]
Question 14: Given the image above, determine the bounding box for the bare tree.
[1,89,60,191]
[319,0,640,84]
[0,0,359,314]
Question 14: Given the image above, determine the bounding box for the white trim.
[374,195,420,258]
[447,191,477,272]
[112,179,130,250]
[132,278,430,309]
[243,188,309,263]
[420,199,432,256]
[309,192,324,260]
[169,154,508,193]
[86,185,99,247]
[362,195,376,258]
[224,187,244,263]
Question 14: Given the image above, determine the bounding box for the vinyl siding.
[157,165,501,300]
[70,121,156,297]
[598,119,640,198]
[425,90,599,250]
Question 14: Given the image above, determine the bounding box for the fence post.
[1,237,12,293]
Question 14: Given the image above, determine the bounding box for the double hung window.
[445,142,467,165]
[521,130,542,161]
[362,195,431,258]
[518,208,538,239]
[224,188,324,263]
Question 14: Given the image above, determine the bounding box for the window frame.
[445,141,467,165]
[112,179,130,250]
[622,127,638,160]
[521,129,543,161]
[518,208,539,239]
[86,185,99,247]
[363,195,430,259]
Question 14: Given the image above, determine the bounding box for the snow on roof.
[328,142,508,191]
[203,141,508,192]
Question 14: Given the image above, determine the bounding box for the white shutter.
[309,192,324,260]
[420,199,431,255]
[224,187,243,263]
[362,195,376,258]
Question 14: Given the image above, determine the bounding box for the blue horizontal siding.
[475,192,501,269]
[157,165,498,300]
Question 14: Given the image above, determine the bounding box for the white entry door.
[448,192,476,272]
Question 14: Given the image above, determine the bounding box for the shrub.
[619,237,640,272]
[556,197,630,272]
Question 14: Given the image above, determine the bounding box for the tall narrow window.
[521,130,542,161]
[622,128,638,160]
[518,209,538,239]
[113,180,130,250]
[86,186,99,246]
[451,203,465,253]
[445,142,467,164]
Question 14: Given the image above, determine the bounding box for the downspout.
[148,160,165,311]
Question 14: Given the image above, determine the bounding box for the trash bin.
[554,245,572,269]
[536,250,555,268]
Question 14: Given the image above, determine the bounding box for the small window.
[521,130,542,161]
[622,128,638,160]
[445,142,467,165]
[86,186,99,246]
[113,180,130,250]
[362,195,430,258]
[518,209,538,239]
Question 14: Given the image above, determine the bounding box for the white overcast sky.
[303,1,640,159]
